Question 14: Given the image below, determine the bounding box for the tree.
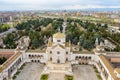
[0,24,10,33]
[31,38,40,49]
[3,33,17,49]
[0,57,7,65]
[102,24,108,29]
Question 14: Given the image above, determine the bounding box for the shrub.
[40,74,48,80]
[65,75,74,80]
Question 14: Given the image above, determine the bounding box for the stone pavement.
[73,65,98,80]
[49,72,65,80]
[43,61,73,75]
[15,63,44,80]
[15,62,98,80]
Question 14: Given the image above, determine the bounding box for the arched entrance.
[3,77,7,80]
[66,58,68,61]
[50,57,52,61]
[57,59,60,63]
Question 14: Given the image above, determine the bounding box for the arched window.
[89,57,91,59]
[41,55,43,58]
[66,58,68,61]
[50,57,52,61]
[75,56,78,60]
[31,60,34,62]
[57,40,61,42]
[66,52,68,54]
[85,57,87,59]
[79,56,81,59]
[57,51,60,54]
[82,56,84,59]
[50,51,52,54]
[29,55,31,58]
[57,59,60,63]
[3,77,7,80]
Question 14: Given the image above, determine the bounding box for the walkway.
[49,72,65,80]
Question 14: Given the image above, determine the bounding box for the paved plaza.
[49,72,65,80]
[15,63,44,80]
[15,63,98,80]
[73,65,98,80]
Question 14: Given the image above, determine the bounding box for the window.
[89,57,91,59]
[79,56,81,59]
[50,51,52,54]
[57,59,60,63]
[66,52,68,54]
[66,58,68,61]
[57,51,60,54]
[57,40,61,42]
[29,55,31,58]
[31,60,34,62]
[50,57,52,61]
[3,78,7,80]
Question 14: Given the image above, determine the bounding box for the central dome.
[53,32,65,38]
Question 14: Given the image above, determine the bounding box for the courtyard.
[15,63,44,80]
[73,65,98,80]
[15,63,98,80]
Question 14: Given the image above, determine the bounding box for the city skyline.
[0,0,120,11]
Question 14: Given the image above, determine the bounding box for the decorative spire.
[58,27,60,32]
[95,38,99,47]
[69,40,71,46]
[48,37,52,42]
[48,37,52,47]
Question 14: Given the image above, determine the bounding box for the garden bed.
[40,74,48,80]
[65,75,74,80]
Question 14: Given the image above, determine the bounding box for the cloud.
[0,0,120,10]
[62,5,120,9]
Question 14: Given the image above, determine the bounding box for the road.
[0,28,16,37]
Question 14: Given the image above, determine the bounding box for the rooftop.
[0,52,21,73]
[73,51,94,54]
[99,55,119,80]
[0,49,14,52]
[53,32,65,38]
[115,68,120,74]
[0,52,15,59]
[0,49,15,58]
[27,49,46,53]
[52,44,65,49]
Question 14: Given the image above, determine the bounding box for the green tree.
[3,33,17,49]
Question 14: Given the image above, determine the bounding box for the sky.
[0,0,120,11]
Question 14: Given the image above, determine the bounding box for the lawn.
[40,74,48,80]
[65,75,74,80]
